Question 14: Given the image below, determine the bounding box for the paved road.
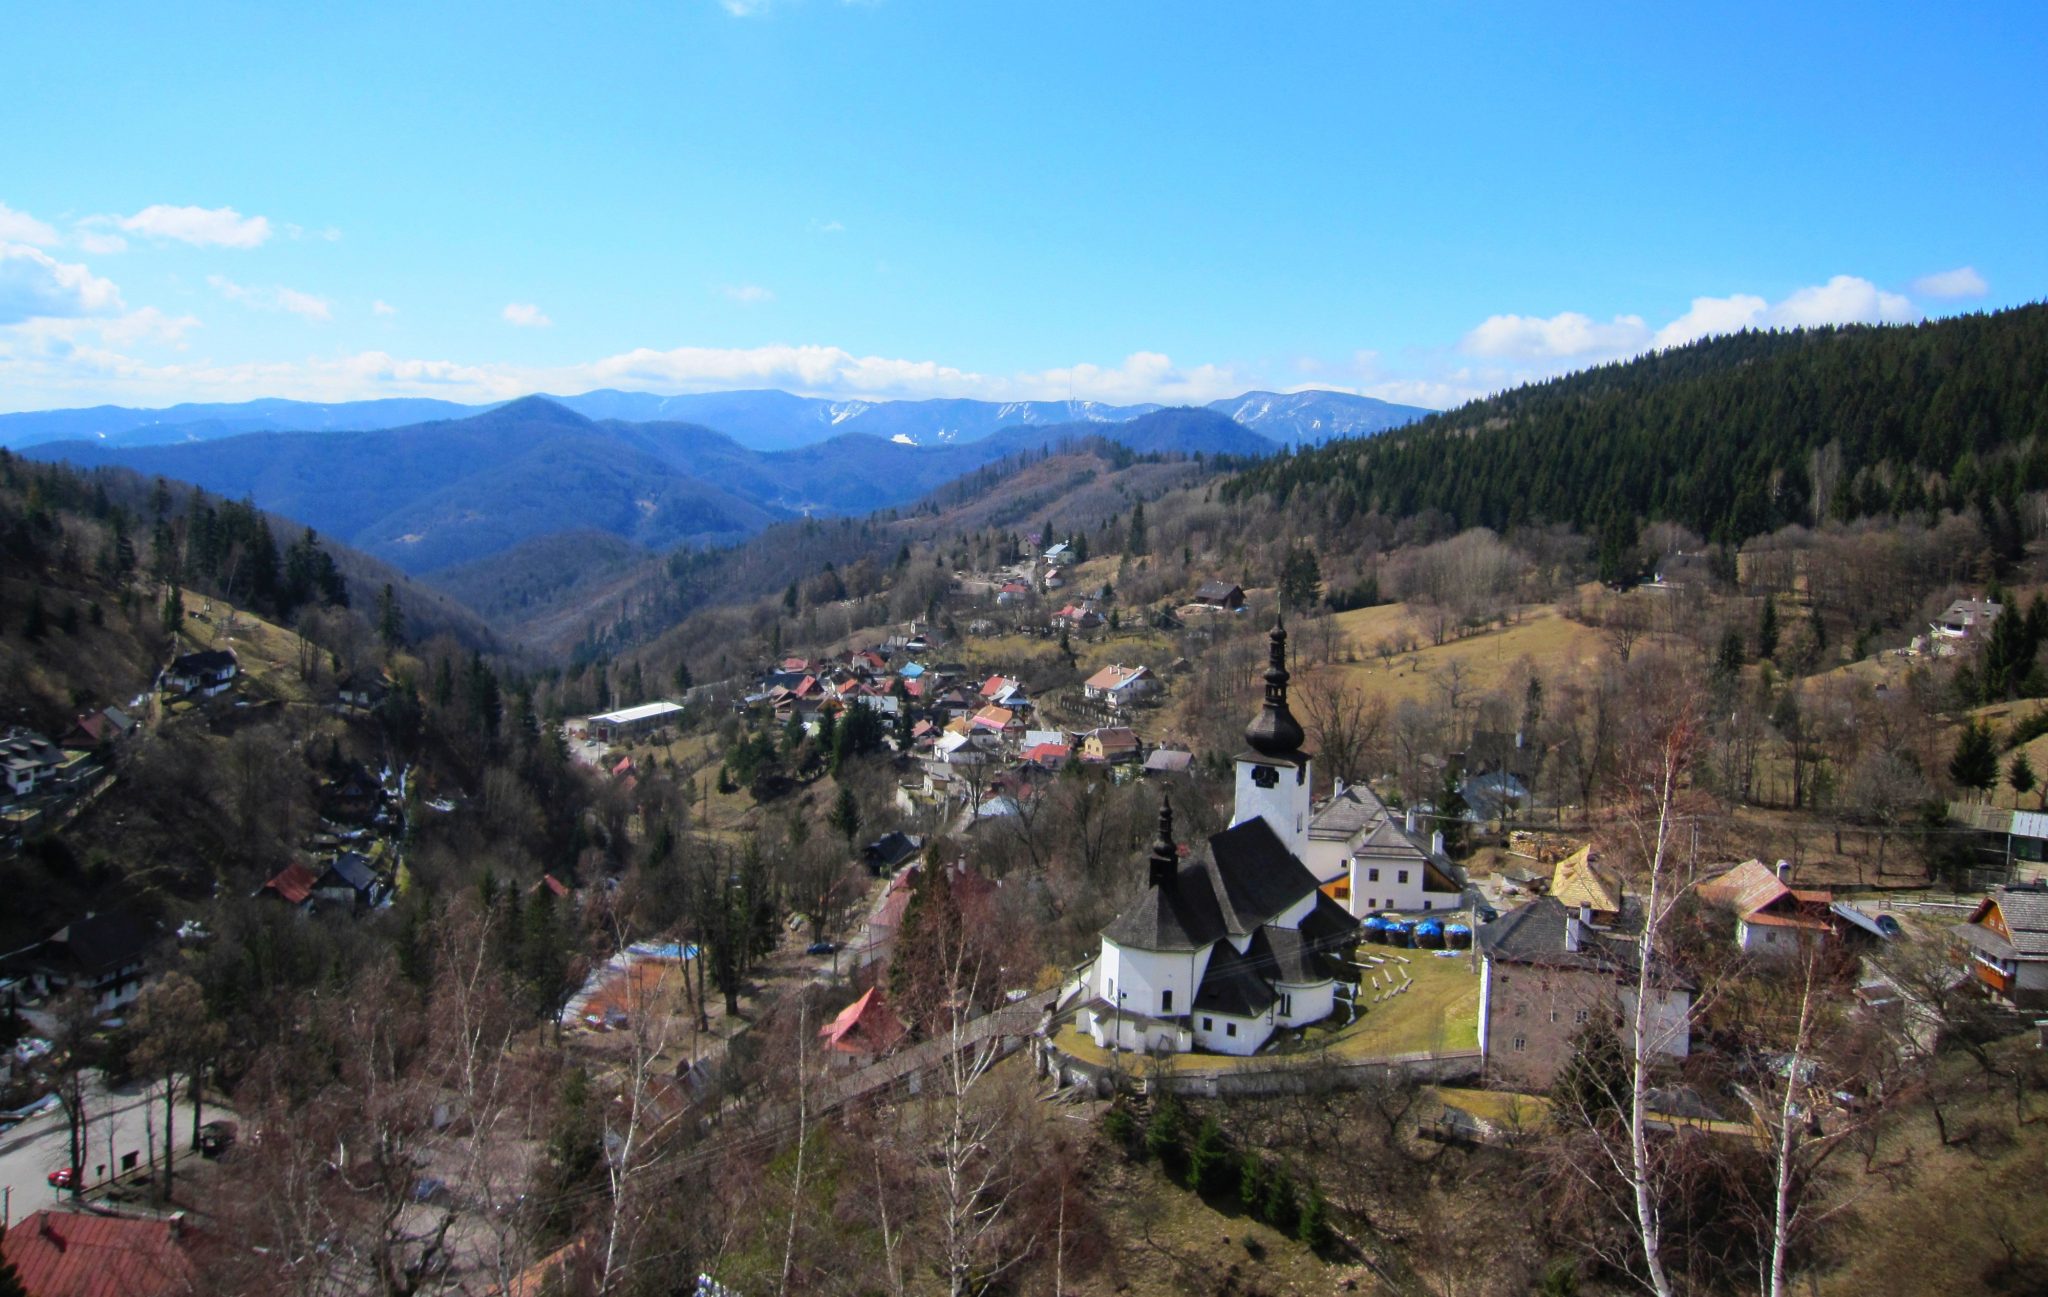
[0,1078,215,1223]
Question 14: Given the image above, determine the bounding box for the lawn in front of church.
[1050,951,1480,1075]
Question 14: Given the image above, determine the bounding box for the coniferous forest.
[1229,304,2048,552]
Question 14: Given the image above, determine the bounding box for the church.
[1080,619,1361,1056]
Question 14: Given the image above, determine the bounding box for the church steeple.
[1242,616,1307,758]
[1231,614,1314,863]
[1147,796,1178,889]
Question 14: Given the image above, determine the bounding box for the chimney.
[1405,807,1419,834]
[1431,830,1446,858]
[1776,859,1791,882]
[169,1212,187,1240]
[1148,798,1178,890]
[1514,728,1525,749]
[1564,914,1582,953]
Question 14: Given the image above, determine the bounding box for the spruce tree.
[1757,598,1780,660]
[1950,718,2000,796]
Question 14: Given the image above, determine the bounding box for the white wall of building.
[1233,755,1312,863]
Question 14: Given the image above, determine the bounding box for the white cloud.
[0,202,59,247]
[1462,311,1651,360]
[1771,275,1914,329]
[275,287,333,321]
[74,230,129,254]
[1652,293,1771,349]
[502,302,552,328]
[118,204,272,248]
[0,244,124,324]
[719,284,775,305]
[810,218,845,234]
[1913,266,1987,299]
[372,299,398,317]
[718,0,771,13]
[207,274,332,321]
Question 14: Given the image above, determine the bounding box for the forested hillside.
[1228,305,2048,554]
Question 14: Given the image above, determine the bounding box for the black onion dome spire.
[1243,616,1307,757]
[1147,797,1179,888]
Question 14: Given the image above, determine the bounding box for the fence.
[1039,1036,1482,1099]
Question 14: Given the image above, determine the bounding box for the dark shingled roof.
[1244,926,1324,985]
[1103,860,1228,951]
[1207,817,1327,935]
[1479,896,1693,989]
[1193,941,1280,1016]
[1104,816,1329,952]
[27,910,161,978]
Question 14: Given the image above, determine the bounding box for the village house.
[1477,895,1694,1088]
[1079,725,1141,764]
[159,647,238,698]
[14,909,163,1017]
[818,987,907,1063]
[1080,619,1360,1056]
[62,705,138,750]
[1191,579,1247,611]
[2,1209,202,1297]
[1698,858,1839,956]
[1051,604,1104,631]
[314,851,385,909]
[1305,784,1463,912]
[1933,596,2002,639]
[2,729,66,797]
[256,861,320,911]
[1956,884,2048,1009]
[1083,662,1155,710]
[1143,748,1195,777]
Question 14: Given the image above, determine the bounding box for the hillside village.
[7,312,2048,1297]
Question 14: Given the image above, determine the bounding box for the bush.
[1185,1116,1237,1195]
[1145,1091,1186,1171]
[1101,1104,1137,1153]
[1296,1182,1331,1250]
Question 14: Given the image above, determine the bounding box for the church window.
[1225,1022,1237,1037]
[1279,993,1293,1016]
[1250,765,1278,789]
[1161,989,1173,1013]
[1202,1016,1213,1031]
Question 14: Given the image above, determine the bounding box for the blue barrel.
[1414,918,1446,949]
[1445,923,1473,950]
[1362,915,1389,944]
[1384,920,1413,948]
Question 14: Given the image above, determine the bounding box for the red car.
[47,1166,80,1189]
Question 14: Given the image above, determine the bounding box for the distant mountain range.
[23,398,1277,575]
[0,387,1428,453]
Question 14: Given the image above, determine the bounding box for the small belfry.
[1233,616,1314,865]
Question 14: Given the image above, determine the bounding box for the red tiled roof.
[611,756,634,776]
[819,987,906,1055]
[2,1210,198,1297]
[261,862,318,906]
[539,873,570,898]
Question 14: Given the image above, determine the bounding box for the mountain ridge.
[0,386,1429,453]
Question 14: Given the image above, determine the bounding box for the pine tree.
[1757,598,1780,660]
[1125,500,1149,556]
[159,583,183,636]
[2009,752,2037,807]
[829,783,862,850]
[1950,718,2000,796]
[377,583,403,652]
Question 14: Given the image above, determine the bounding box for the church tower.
[1232,617,1313,863]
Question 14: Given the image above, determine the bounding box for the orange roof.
[1698,859,1786,913]
[819,987,906,1055]
[2,1211,198,1297]
[972,705,1015,730]
[260,861,318,906]
[1084,663,1146,691]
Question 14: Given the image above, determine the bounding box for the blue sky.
[2,2,2042,412]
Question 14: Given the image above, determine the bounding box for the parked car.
[806,941,839,956]
[198,1119,238,1158]
[47,1165,80,1189]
